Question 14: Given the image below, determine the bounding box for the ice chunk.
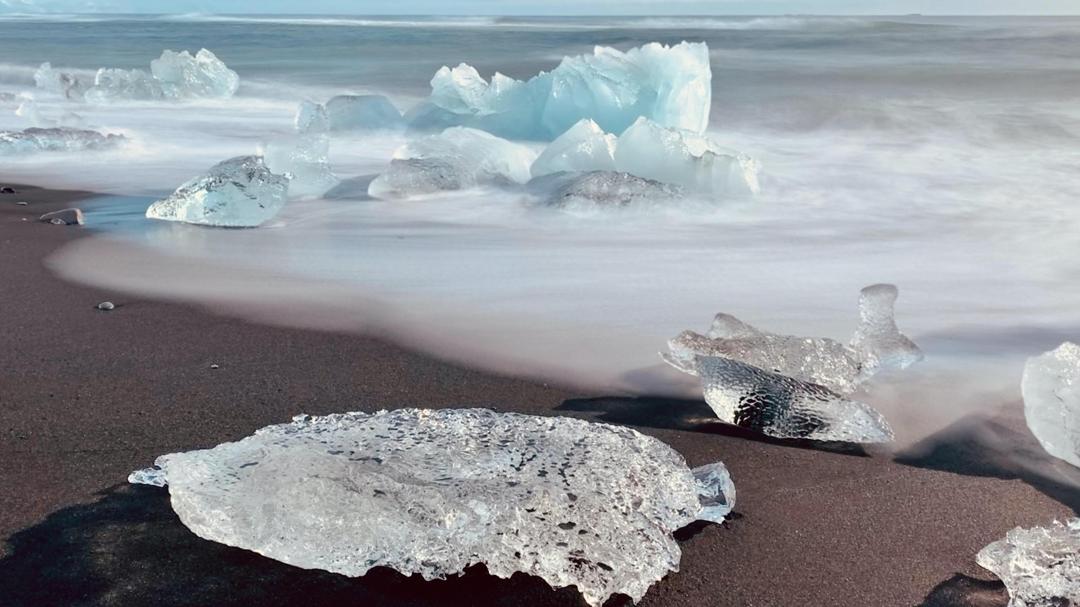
[695,355,895,443]
[977,518,1080,607]
[75,49,238,103]
[262,102,338,198]
[325,94,405,132]
[128,408,733,607]
[368,127,536,199]
[1022,342,1080,469]
[849,283,923,376]
[0,127,124,155]
[420,42,712,140]
[295,100,329,134]
[663,284,921,395]
[145,156,290,228]
[532,171,683,211]
[614,117,760,196]
[531,119,616,178]
[128,466,167,487]
[33,62,86,100]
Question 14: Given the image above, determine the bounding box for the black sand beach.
[0,186,1076,606]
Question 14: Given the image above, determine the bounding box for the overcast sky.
[1,0,1077,15]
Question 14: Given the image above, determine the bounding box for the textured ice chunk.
[663,284,921,395]
[128,408,734,606]
[262,102,338,198]
[695,355,895,443]
[977,518,1080,607]
[145,156,290,227]
[75,49,238,103]
[325,94,405,132]
[532,171,683,211]
[614,117,760,196]
[531,119,617,178]
[295,100,329,134]
[421,42,712,140]
[128,466,167,487]
[0,127,124,155]
[33,63,86,100]
[368,127,536,199]
[1022,342,1080,469]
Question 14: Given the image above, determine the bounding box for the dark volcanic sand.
[0,185,1076,607]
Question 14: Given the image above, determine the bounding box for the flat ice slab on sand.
[977,518,1079,607]
[368,127,535,199]
[129,408,734,606]
[1022,342,1080,468]
[0,127,124,154]
[422,41,711,140]
[145,156,290,227]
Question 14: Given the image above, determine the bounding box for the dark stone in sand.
[39,208,84,226]
[1,186,16,194]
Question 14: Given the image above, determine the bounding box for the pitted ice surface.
[977,518,1080,607]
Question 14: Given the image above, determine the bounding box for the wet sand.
[0,184,1076,607]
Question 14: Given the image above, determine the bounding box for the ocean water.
[2,14,1080,441]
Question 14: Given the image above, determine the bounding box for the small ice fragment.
[76,49,238,104]
[530,119,617,178]
[325,94,404,132]
[263,134,337,199]
[531,171,683,211]
[849,284,923,378]
[1022,342,1080,469]
[134,408,733,606]
[696,355,895,443]
[15,201,28,206]
[145,156,290,228]
[977,518,1079,607]
[368,127,535,199]
[128,466,168,487]
[0,127,125,155]
[34,62,86,100]
[96,301,115,311]
[39,208,85,225]
[614,117,760,197]
[209,363,220,369]
[691,462,736,523]
[295,100,329,135]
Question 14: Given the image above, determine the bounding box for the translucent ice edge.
[977,518,1080,607]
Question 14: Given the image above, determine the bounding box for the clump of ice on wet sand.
[977,518,1079,607]
[129,408,735,606]
[1022,342,1080,469]
[0,127,125,154]
[145,156,290,228]
[663,284,922,443]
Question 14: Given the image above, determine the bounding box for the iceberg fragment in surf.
[531,119,617,178]
[664,284,922,395]
[262,101,339,198]
[37,49,239,103]
[531,171,683,211]
[419,41,712,140]
[128,408,735,607]
[325,94,405,132]
[0,127,124,155]
[976,518,1080,607]
[368,127,536,199]
[1022,342,1080,469]
[145,156,290,227]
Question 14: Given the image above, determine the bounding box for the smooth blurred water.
[3,15,1080,441]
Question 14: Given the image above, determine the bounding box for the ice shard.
[530,119,617,178]
[145,156,290,228]
[531,171,683,211]
[695,355,895,443]
[419,41,712,140]
[129,408,735,607]
[977,518,1080,607]
[663,284,921,395]
[33,62,86,100]
[262,101,338,198]
[0,127,124,155]
[368,127,536,199]
[1022,342,1080,469]
[613,117,760,197]
[325,94,405,132]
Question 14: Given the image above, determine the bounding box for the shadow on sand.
[916,573,1008,607]
[895,412,1080,515]
[557,396,870,457]
[0,484,605,607]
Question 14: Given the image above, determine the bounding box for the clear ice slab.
[663,284,922,395]
[977,518,1080,607]
[530,119,617,178]
[368,127,536,199]
[128,408,735,607]
[694,355,895,443]
[325,94,405,132]
[145,156,290,227]
[0,127,124,155]
[1022,342,1080,469]
[262,101,339,198]
[420,41,712,140]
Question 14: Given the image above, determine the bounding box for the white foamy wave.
[160,14,501,29]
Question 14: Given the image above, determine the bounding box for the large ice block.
[368,127,536,199]
[325,94,405,132]
[614,117,760,197]
[33,62,86,100]
[145,156,290,227]
[419,41,712,140]
[531,119,617,178]
[128,408,735,607]
[0,127,124,155]
[1022,342,1080,469]
[977,518,1079,607]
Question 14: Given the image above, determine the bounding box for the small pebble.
[0,187,15,194]
[96,301,115,311]
[15,201,27,206]
[209,363,220,370]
